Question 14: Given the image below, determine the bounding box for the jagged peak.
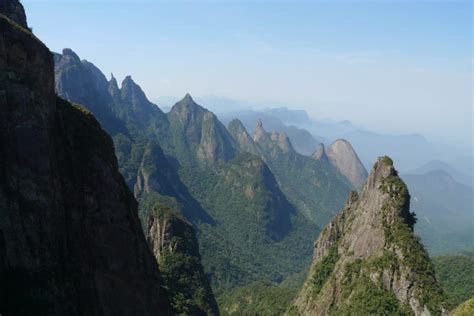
[366,156,397,190]
[183,92,193,101]
[0,0,28,28]
[253,119,268,141]
[228,118,249,136]
[121,75,135,86]
[61,48,81,63]
[292,156,445,315]
[170,93,209,118]
[312,143,328,161]
[120,75,150,102]
[277,132,293,152]
[108,73,118,88]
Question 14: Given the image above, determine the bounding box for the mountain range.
[53,48,360,298]
[1,1,471,315]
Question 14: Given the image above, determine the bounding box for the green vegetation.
[263,147,352,225]
[331,275,413,316]
[309,244,340,296]
[149,203,219,315]
[452,298,474,316]
[380,173,446,314]
[218,281,297,315]
[178,154,319,294]
[433,254,474,307]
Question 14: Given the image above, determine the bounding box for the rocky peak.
[62,47,81,61]
[277,132,292,153]
[121,75,148,104]
[254,119,269,143]
[108,73,120,97]
[291,156,446,316]
[0,0,27,28]
[327,139,368,189]
[228,118,262,157]
[312,143,328,162]
[169,93,201,123]
[169,94,237,165]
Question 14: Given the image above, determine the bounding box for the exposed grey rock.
[312,143,328,162]
[327,139,368,188]
[291,157,447,316]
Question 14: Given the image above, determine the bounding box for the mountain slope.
[402,170,473,255]
[54,52,351,297]
[231,119,353,224]
[433,254,474,307]
[167,94,237,166]
[147,204,219,315]
[0,3,169,314]
[291,157,447,315]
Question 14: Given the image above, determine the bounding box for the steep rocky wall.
[291,157,447,316]
[0,2,170,315]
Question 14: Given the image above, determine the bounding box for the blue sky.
[23,0,472,148]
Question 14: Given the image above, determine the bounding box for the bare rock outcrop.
[311,143,328,162]
[290,157,447,316]
[326,139,368,188]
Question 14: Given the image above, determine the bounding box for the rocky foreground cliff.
[0,1,170,314]
[290,157,447,316]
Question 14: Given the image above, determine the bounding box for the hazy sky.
[23,0,472,148]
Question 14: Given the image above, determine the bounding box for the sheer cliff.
[0,2,170,314]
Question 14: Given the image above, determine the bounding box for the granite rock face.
[326,139,368,189]
[291,157,447,316]
[311,143,328,162]
[0,2,170,314]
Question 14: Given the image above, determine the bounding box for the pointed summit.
[277,132,292,153]
[61,48,81,63]
[169,93,203,122]
[108,73,120,98]
[254,119,268,143]
[291,156,447,315]
[228,119,261,155]
[121,75,151,106]
[327,139,368,189]
[312,143,328,162]
[168,95,237,165]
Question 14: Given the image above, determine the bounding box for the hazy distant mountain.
[402,170,474,255]
[408,160,473,187]
[220,110,326,156]
[263,107,313,126]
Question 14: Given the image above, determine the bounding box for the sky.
[23,0,472,149]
